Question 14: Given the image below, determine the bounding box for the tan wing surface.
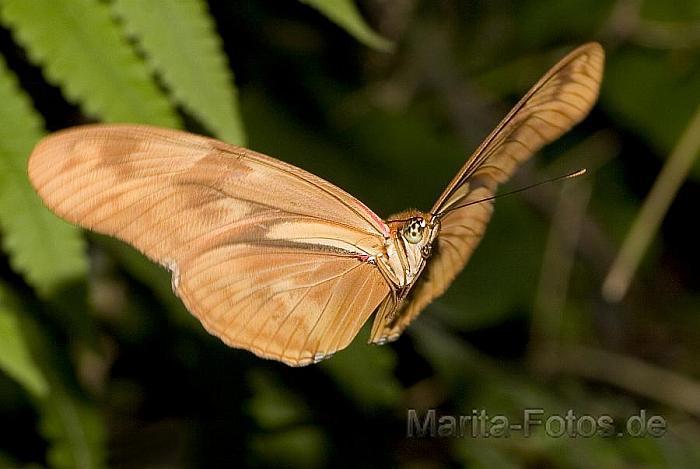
[370,42,604,343]
[29,124,391,365]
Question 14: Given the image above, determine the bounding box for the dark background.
[1,0,700,467]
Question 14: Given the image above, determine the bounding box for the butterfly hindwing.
[179,246,389,365]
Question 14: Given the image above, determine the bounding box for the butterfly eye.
[403,217,426,244]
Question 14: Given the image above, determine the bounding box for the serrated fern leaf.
[114,0,246,144]
[299,0,393,51]
[0,0,180,126]
[0,55,87,296]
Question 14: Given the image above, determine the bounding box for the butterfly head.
[403,217,426,244]
[384,211,440,287]
[399,216,433,258]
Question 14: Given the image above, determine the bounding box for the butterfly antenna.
[436,168,587,218]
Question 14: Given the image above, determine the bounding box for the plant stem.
[603,104,700,302]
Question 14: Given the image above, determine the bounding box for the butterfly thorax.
[376,209,440,292]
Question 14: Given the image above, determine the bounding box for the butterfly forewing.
[28,124,391,365]
[369,42,605,344]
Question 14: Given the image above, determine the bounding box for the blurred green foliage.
[0,0,699,468]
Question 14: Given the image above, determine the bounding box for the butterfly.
[28,43,604,366]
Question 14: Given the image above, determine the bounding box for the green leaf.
[0,451,23,469]
[39,389,107,469]
[320,326,401,408]
[113,0,246,144]
[13,302,108,469]
[0,54,87,296]
[0,306,49,398]
[0,0,180,126]
[247,371,310,430]
[513,0,614,48]
[298,0,393,51]
[410,321,481,384]
[247,373,326,468]
[641,0,700,22]
[0,453,18,468]
[602,47,700,179]
[250,425,327,469]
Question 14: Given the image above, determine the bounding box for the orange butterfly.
[28,43,604,366]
